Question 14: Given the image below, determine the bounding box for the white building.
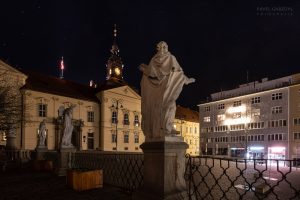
[199,74,300,162]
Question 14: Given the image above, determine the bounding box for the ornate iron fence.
[184,155,300,200]
[70,151,143,193]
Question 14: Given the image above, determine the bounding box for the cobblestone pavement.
[0,170,131,200]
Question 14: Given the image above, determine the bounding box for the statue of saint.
[61,105,75,147]
[38,119,47,146]
[140,41,195,140]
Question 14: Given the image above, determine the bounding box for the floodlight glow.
[227,105,246,114]
[268,147,285,153]
[224,117,251,126]
[250,147,264,151]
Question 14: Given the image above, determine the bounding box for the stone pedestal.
[5,131,17,150]
[56,147,76,176]
[35,146,48,160]
[134,137,188,200]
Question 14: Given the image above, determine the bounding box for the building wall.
[174,119,200,155]
[97,86,144,152]
[289,84,300,160]
[22,90,100,150]
[200,86,290,159]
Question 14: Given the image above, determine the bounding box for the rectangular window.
[251,97,261,104]
[294,132,300,140]
[204,106,210,112]
[271,106,282,114]
[272,93,283,100]
[293,118,300,125]
[124,132,129,143]
[123,113,130,125]
[111,131,117,143]
[233,100,241,107]
[217,114,225,121]
[233,112,241,119]
[194,127,197,134]
[218,103,225,110]
[38,104,47,117]
[112,111,117,124]
[134,132,139,143]
[204,116,210,122]
[87,111,94,122]
[134,115,140,126]
[252,109,260,117]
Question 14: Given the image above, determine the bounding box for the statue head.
[156,41,169,55]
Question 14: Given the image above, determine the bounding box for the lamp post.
[112,99,123,151]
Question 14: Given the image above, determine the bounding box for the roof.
[175,105,199,123]
[20,70,99,102]
[96,78,140,94]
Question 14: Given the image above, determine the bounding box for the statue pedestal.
[134,137,188,200]
[5,131,17,150]
[35,146,48,160]
[56,147,76,176]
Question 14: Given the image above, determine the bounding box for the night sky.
[1,1,300,110]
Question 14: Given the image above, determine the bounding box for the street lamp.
[111,99,123,151]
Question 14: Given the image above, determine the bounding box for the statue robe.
[141,52,187,140]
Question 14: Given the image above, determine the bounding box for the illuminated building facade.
[199,74,300,161]
[0,26,144,152]
[173,105,200,155]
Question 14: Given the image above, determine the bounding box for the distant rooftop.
[210,73,300,101]
[175,105,199,123]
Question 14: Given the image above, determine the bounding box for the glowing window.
[217,114,225,121]
[204,116,210,122]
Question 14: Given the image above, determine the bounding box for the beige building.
[0,28,144,152]
[174,105,200,155]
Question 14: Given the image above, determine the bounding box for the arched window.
[123,113,129,125]
[112,111,117,124]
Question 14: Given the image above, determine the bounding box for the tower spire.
[106,24,123,80]
[111,24,120,56]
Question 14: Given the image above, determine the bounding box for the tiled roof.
[175,105,199,123]
[20,70,99,102]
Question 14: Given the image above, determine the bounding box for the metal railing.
[70,151,144,193]
[184,155,300,200]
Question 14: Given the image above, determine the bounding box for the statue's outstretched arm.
[185,77,196,85]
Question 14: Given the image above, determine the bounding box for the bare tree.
[0,69,26,149]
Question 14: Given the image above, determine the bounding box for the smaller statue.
[61,105,75,148]
[38,119,47,147]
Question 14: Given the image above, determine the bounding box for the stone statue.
[38,119,47,147]
[140,41,195,140]
[61,105,75,148]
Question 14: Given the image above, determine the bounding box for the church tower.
[106,24,123,80]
